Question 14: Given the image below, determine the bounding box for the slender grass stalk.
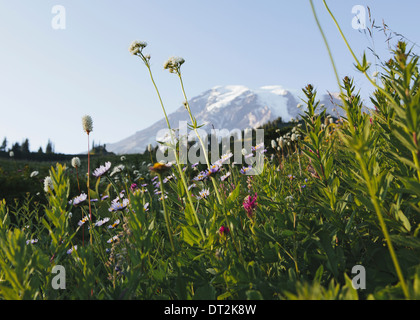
[309,0,342,94]
[158,174,175,252]
[355,150,410,299]
[295,142,302,177]
[320,0,395,103]
[138,54,205,242]
[82,115,93,245]
[75,166,80,193]
[177,73,224,206]
[176,71,246,262]
[87,134,92,246]
[312,1,410,299]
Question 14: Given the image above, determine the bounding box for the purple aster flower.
[220,172,231,181]
[108,198,129,212]
[69,192,87,206]
[240,165,253,175]
[197,189,210,200]
[92,161,111,177]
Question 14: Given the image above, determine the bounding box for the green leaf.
[193,284,216,300]
[181,226,202,246]
[246,290,263,300]
[226,182,241,204]
[184,204,196,226]
[389,235,420,249]
[397,209,411,232]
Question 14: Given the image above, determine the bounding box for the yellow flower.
[149,162,171,174]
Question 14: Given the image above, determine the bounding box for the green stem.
[309,0,342,93]
[321,0,396,103]
[145,64,206,242]
[87,133,92,245]
[177,73,225,206]
[177,71,245,263]
[355,151,410,299]
[158,174,175,252]
[313,1,410,298]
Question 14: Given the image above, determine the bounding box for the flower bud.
[82,115,93,134]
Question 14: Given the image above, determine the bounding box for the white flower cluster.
[129,40,147,55]
[273,123,303,151]
[44,176,54,193]
[163,56,185,73]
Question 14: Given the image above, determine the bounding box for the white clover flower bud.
[44,176,54,193]
[9,151,14,157]
[71,157,81,168]
[82,115,93,134]
[329,117,334,124]
[291,133,296,141]
[241,148,247,156]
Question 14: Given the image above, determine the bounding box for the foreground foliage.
[1,6,420,300]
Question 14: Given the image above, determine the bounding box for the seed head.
[71,157,81,168]
[82,115,93,134]
[271,140,277,149]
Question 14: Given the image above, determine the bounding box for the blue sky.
[0,0,419,154]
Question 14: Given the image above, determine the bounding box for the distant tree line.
[0,137,114,161]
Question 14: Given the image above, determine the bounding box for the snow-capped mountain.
[106,85,343,154]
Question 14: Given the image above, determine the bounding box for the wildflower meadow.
[1,2,420,302]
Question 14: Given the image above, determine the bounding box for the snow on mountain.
[106,85,343,154]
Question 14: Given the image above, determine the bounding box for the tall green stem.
[158,174,175,252]
[355,151,409,299]
[144,63,205,242]
[177,72,244,263]
[309,0,342,93]
[320,0,396,103]
[177,73,224,206]
[312,0,410,299]
[87,133,92,245]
